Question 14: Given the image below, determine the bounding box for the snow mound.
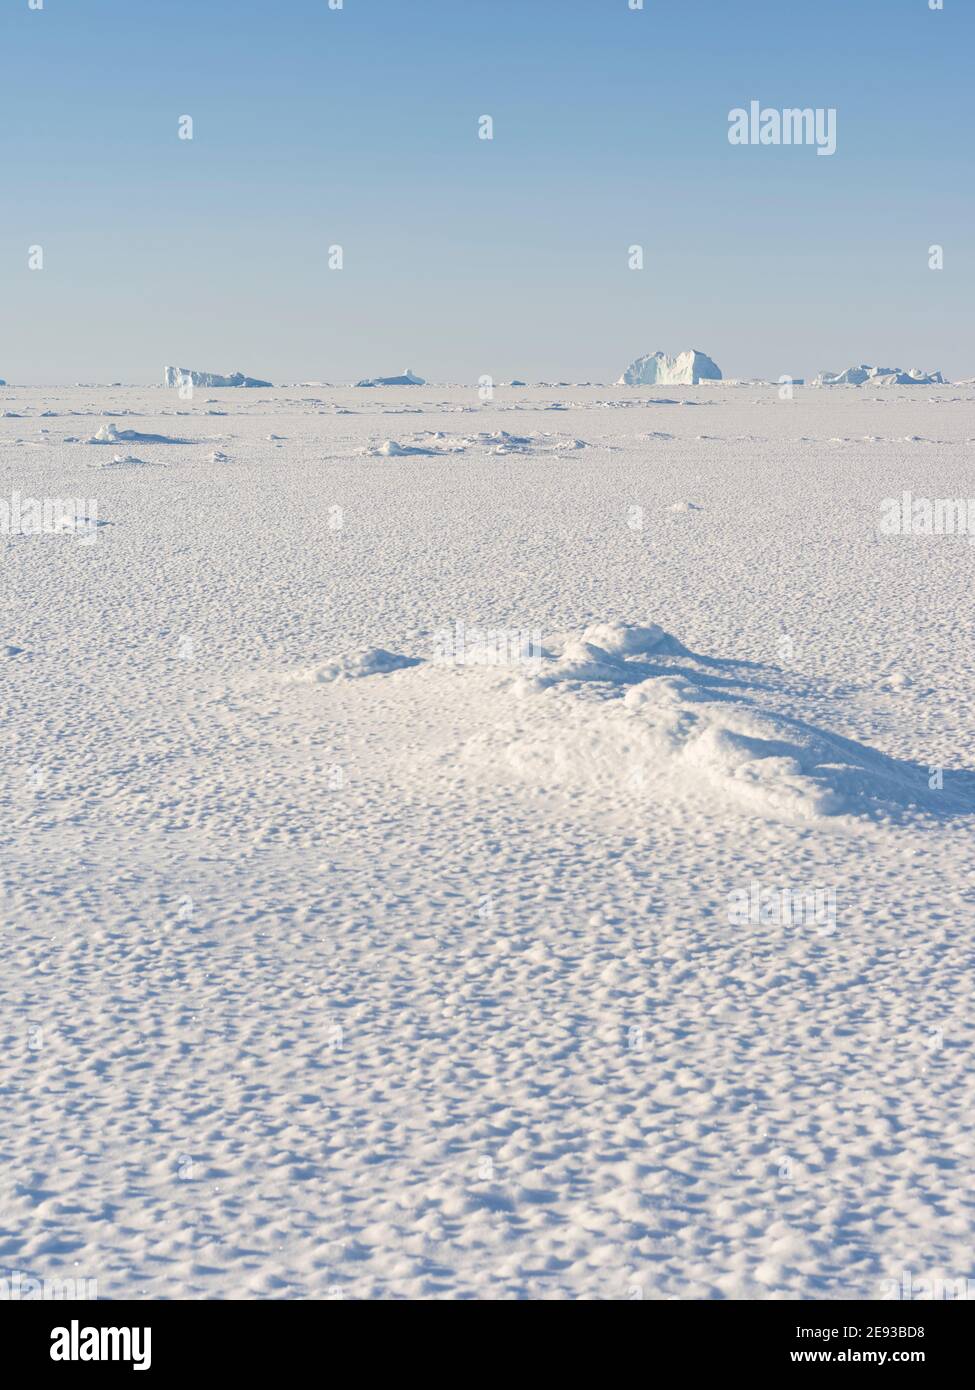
[567,621,686,659]
[355,368,426,387]
[457,622,967,824]
[618,349,722,387]
[813,365,946,387]
[367,439,444,457]
[286,648,422,683]
[164,367,272,388]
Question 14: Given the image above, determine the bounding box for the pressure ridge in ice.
[618,349,722,386]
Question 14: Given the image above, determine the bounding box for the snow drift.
[87,423,187,444]
[618,350,722,387]
[278,620,969,825]
[455,622,969,823]
[284,648,423,682]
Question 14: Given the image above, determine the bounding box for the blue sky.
[2,0,971,384]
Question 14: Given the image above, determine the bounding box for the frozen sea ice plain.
[1,381,975,1300]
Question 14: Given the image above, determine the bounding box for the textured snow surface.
[2,381,975,1301]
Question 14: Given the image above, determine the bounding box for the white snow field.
[2,381,975,1301]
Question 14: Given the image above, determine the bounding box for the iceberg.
[354,368,425,387]
[164,367,272,389]
[617,349,722,387]
[813,365,946,387]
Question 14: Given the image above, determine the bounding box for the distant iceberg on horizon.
[355,368,426,387]
[617,349,722,387]
[164,367,273,388]
[812,364,946,387]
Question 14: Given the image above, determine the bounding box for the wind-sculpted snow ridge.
[454,622,972,825]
